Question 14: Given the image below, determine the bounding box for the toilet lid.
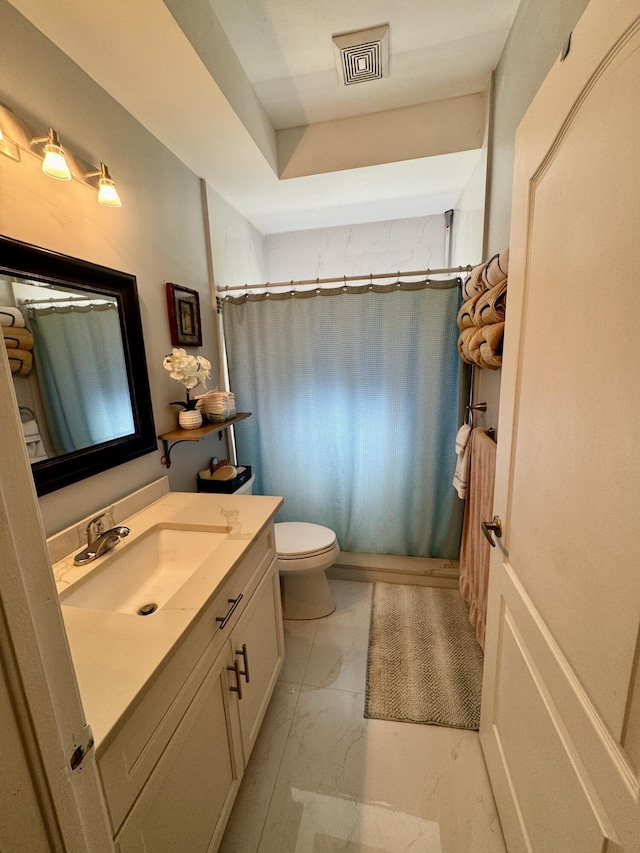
[275,522,337,558]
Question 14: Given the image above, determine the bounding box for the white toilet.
[274,522,339,620]
[234,476,339,619]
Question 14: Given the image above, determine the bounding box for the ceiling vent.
[332,25,389,86]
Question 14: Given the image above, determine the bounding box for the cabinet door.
[115,644,243,853]
[230,558,284,763]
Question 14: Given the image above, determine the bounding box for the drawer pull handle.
[215,594,243,629]
[235,643,250,684]
[227,659,243,700]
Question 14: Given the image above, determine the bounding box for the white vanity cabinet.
[96,522,284,853]
[114,641,243,853]
[229,556,284,762]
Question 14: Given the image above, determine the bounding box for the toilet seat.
[275,522,337,560]
[275,522,339,619]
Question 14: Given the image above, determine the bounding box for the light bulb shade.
[42,141,71,180]
[98,176,121,207]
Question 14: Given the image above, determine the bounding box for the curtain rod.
[19,295,114,305]
[218,264,477,294]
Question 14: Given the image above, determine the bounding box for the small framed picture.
[166,282,202,347]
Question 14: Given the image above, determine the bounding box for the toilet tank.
[233,474,255,495]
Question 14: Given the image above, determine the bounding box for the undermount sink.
[60,524,229,616]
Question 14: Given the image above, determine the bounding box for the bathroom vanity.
[51,487,284,851]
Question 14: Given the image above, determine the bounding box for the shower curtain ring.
[343,275,348,293]
[265,282,271,298]
[315,277,321,295]
[290,279,295,297]
[369,273,373,290]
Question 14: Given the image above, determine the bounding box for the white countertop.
[53,491,282,750]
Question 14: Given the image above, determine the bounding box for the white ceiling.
[8,0,520,234]
[211,0,518,129]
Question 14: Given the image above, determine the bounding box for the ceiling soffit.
[278,93,486,179]
[6,0,498,232]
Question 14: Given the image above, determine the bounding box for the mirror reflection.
[0,233,156,496]
[2,275,135,462]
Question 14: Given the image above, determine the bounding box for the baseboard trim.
[327,551,460,588]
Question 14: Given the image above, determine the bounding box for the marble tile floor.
[219,580,506,853]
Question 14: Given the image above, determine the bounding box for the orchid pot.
[177,408,203,430]
[163,347,211,431]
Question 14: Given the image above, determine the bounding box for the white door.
[480,1,640,851]
[0,350,114,849]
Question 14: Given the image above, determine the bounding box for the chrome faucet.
[73,513,130,566]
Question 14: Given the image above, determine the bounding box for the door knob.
[481,516,502,547]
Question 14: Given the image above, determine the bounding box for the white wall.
[451,147,487,270]
[204,183,267,414]
[0,1,219,534]
[265,215,446,284]
[485,0,592,256]
[205,185,267,292]
[475,0,592,431]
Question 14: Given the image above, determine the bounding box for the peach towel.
[459,429,497,650]
[475,279,507,326]
[456,290,483,331]
[457,248,508,372]
[482,248,509,288]
[477,322,505,370]
[3,327,34,350]
[457,327,475,365]
[0,306,25,327]
[461,263,488,300]
[7,348,33,375]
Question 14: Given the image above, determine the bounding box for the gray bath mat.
[365,583,484,730]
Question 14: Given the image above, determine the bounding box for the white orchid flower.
[163,347,211,391]
[195,356,211,384]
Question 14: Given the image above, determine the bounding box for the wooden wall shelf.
[158,412,251,467]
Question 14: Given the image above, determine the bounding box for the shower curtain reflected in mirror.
[26,302,134,456]
[224,281,464,559]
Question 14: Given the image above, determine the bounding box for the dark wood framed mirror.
[0,234,156,495]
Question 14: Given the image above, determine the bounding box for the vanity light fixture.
[33,127,71,180]
[86,162,122,207]
[0,102,122,207]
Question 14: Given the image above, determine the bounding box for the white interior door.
[0,346,113,849]
[480,1,640,850]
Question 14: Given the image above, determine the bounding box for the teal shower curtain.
[27,303,134,455]
[223,281,464,559]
